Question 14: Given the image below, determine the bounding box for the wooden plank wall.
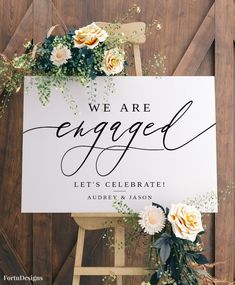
[215,0,234,282]
[0,0,234,284]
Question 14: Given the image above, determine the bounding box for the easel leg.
[115,226,125,285]
[72,227,85,285]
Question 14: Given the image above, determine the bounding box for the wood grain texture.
[53,245,76,285]
[215,0,234,282]
[0,91,33,277]
[52,214,77,280]
[72,227,85,285]
[114,227,125,285]
[33,0,52,42]
[74,267,148,275]
[3,4,33,57]
[139,0,214,75]
[52,2,68,34]
[173,3,215,75]
[33,214,52,285]
[0,0,33,276]
[0,229,31,285]
[0,0,32,52]
[32,1,53,284]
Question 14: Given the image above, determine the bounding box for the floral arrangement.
[0,22,126,111]
[0,5,166,117]
[110,200,224,285]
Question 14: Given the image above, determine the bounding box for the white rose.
[50,45,72,67]
[168,203,204,242]
[73,22,108,49]
[102,49,125,75]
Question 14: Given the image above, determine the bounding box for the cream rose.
[73,22,108,49]
[168,203,204,242]
[102,49,125,75]
[50,45,72,67]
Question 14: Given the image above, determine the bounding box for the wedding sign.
[22,76,217,213]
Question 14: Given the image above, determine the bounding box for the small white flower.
[141,282,151,285]
[102,48,125,75]
[136,6,141,13]
[139,205,166,235]
[50,45,72,67]
[168,203,204,242]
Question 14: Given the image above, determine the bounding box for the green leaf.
[150,272,159,285]
[160,242,171,264]
[155,233,172,248]
[170,254,181,282]
[155,233,172,264]
[193,253,208,265]
[187,252,208,264]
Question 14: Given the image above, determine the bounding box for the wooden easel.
[72,213,148,285]
[72,22,147,285]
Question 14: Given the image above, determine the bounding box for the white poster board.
[22,76,217,213]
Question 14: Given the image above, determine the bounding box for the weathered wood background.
[0,0,234,284]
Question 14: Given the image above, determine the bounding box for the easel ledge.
[72,212,129,231]
[72,212,127,218]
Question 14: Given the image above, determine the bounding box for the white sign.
[22,76,217,213]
